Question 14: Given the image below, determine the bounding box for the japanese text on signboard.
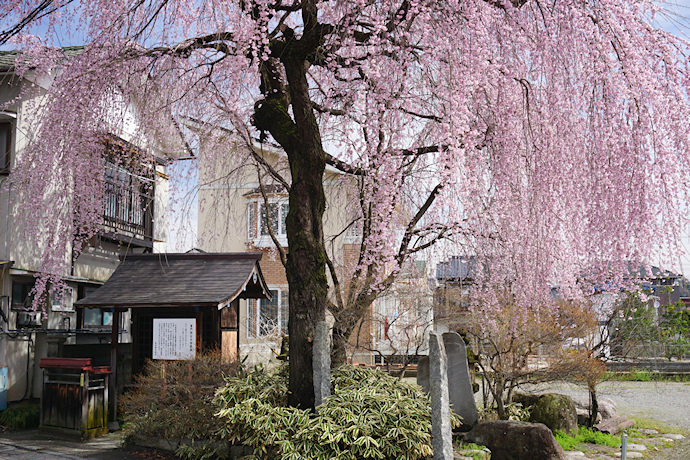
[152,318,196,360]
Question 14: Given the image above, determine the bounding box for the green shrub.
[0,403,40,430]
[214,364,459,460]
[554,426,620,450]
[119,349,238,441]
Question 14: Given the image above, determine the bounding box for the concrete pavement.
[0,429,174,459]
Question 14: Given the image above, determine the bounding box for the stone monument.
[429,330,453,460]
[313,321,331,407]
[442,331,479,429]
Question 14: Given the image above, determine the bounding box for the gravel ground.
[514,380,690,430]
[512,380,690,459]
[652,437,690,460]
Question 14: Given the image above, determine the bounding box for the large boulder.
[572,396,617,422]
[597,398,617,420]
[463,420,565,460]
[513,393,542,409]
[527,393,578,434]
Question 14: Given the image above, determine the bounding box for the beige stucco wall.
[196,135,363,365]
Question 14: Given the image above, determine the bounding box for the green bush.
[119,350,238,441]
[0,403,40,430]
[214,364,459,460]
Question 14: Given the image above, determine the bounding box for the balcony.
[102,162,154,247]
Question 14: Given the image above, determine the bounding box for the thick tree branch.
[325,253,345,313]
[400,107,443,123]
[395,183,444,262]
[324,152,364,176]
[311,101,346,116]
[398,144,445,156]
[144,32,235,58]
[485,0,530,10]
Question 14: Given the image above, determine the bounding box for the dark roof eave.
[75,252,271,308]
[77,290,270,309]
[118,252,263,262]
[76,302,222,309]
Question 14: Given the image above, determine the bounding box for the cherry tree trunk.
[283,57,328,410]
[331,324,353,367]
[330,296,377,368]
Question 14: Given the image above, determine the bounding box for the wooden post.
[235,300,240,358]
[162,362,167,394]
[81,371,89,436]
[103,372,109,430]
[109,309,121,423]
[39,368,46,428]
[196,308,203,353]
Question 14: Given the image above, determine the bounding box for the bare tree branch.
[0,0,75,45]
[255,164,288,267]
[396,183,443,265]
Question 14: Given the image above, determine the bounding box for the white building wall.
[0,67,178,402]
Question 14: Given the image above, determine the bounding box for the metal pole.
[621,430,628,460]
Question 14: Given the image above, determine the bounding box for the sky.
[167,158,198,252]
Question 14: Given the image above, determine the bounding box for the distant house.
[370,260,433,364]
[191,127,372,365]
[0,47,187,402]
[434,256,477,333]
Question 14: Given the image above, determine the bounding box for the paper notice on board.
[152,318,196,360]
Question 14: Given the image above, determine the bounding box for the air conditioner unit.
[17,311,41,327]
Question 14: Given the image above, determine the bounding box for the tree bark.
[283,56,328,408]
[330,293,378,367]
[331,323,355,367]
[588,384,599,427]
[253,45,328,410]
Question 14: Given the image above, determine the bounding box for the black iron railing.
[103,162,154,241]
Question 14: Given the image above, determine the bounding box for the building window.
[0,122,11,173]
[343,218,363,243]
[51,286,74,312]
[260,202,288,237]
[11,280,35,311]
[248,202,257,238]
[78,286,112,327]
[247,200,289,246]
[83,308,113,327]
[103,159,154,240]
[247,288,288,338]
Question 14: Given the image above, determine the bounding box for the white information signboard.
[152,318,196,360]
